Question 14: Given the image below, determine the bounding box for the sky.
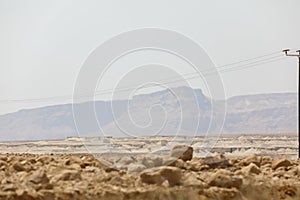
[0,0,299,115]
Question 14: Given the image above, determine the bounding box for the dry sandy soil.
[0,145,300,200]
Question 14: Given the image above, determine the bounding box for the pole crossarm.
[283,49,300,57]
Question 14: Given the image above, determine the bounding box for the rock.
[28,170,49,185]
[0,160,7,170]
[272,158,292,170]
[0,156,7,161]
[272,167,286,177]
[57,170,82,181]
[174,159,188,169]
[64,159,72,166]
[170,145,193,161]
[183,172,204,187]
[279,185,297,198]
[287,166,300,176]
[12,162,26,171]
[39,189,55,200]
[16,190,38,199]
[36,156,54,164]
[64,156,84,167]
[240,155,261,167]
[2,183,16,191]
[242,163,261,175]
[140,156,163,168]
[162,156,178,166]
[202,155,230,169]
[140,171,164,185]
[159,166,182,186]
[185,158,208,171]
[16,188,25,196]
[152,157,163,167]
[117,157,135,165]
[28,158,37,164]
[127,163,146,173]
[205,187,241,200]
[261,156,272,166]
[140,166,182,186]
[140,158,155,168]
[207,170,242,189]
[68,163,82,170]
[20,160,27,165]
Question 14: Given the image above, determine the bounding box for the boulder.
[170,145,193,161]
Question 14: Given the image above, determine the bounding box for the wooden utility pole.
[283,49,300,158]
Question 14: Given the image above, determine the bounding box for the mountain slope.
[0,88,297,141]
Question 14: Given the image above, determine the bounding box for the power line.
[0,51,291,103]
[212,51,282,68]
[105,56,287,94]
[0,53,287,103]
[91,55,286,96]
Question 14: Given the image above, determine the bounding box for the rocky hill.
[0,87,297,141]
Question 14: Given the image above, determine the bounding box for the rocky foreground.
[0,146,300,200]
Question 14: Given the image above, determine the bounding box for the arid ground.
[0,134,299,200]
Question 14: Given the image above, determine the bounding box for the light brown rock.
[57,170,82,181]
[159,166,182,186]
[2,183,16,192]
[140,156,163,168]
[202,155,230,169]
[127,163,146,173]
[242,163,261,175]
[140,166,182,186]
[207,170,242,189]
[162,156,178,166]
[170,145,193,161]
[261,156,272,166]
[183,173,204,187]
[241,154,261,167]
[205,187,241,200]
[0,160,7,170]
[272,158,292,170]
[140,171,164,185]
[12,162,26,171]
[28,171,48,184]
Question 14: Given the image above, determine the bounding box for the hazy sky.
[0,0,299,114]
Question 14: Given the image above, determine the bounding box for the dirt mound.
[0,152,300,200]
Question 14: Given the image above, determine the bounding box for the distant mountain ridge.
[0,87,297,141]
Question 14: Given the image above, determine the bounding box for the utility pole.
[283,49,300,158]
